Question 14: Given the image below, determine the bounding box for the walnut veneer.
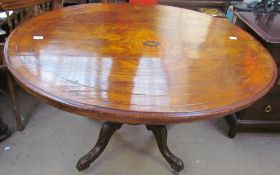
[4,4,277,124]
[3,4,277,173]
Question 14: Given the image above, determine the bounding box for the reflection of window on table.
[25,54,113,100]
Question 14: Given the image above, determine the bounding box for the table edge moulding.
[4,23,277,124]
[3,4,277,174]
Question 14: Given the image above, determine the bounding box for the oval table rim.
[3,4,278,124]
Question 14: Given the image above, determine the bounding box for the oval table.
[4,4,277,174]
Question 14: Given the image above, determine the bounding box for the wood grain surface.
[4,4,277,124]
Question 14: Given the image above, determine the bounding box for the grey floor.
[0,89,280,175]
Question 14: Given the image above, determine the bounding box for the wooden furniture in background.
[4,4,276,173]
[0,0,61,130]
[64,0,127,4]
[130,0,157,4]
[63,0,83,4]
[158,0,232,12]
[226,12,280,138]
[64,0,230,9]
[53,0,65,7]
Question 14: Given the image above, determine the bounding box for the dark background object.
[230,0,280,13]
[87,0,102,2]
[0,116,11,142]
[64,0,128,6]
[64,0,231,11]
[158,0,233,12]
[226,12,280,138]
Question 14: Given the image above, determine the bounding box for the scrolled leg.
[76,121,123,171]
[146,125,184,174]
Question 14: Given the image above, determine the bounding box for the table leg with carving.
[146,125,184,174]
[76,121,184,174]
[76,121,123,171]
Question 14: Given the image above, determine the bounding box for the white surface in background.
[0,11,13,19]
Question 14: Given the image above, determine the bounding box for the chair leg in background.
[7,73,24,131]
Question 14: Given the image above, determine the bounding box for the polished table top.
[4,4,277,124]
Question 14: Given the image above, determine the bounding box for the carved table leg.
[76,121,123,171]
[146,125,184,174]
